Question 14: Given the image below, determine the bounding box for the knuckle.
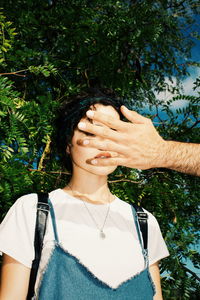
[146,118,152,124]
[103,140,109,148]
[120,133,128,143]
[102,127,108,137]
[105,118,113,128]
[88,138,97,146]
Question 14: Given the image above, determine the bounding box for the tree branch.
[38,137,51,171]
[0,69,27,77]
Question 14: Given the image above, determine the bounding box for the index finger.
[86,110,127,132]
[77,120,120,142]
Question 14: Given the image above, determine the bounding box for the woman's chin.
[87,165,117,176]
[72,160,117,176]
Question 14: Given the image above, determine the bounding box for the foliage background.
[0,1,199,299]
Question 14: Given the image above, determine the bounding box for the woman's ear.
[66,145,71,154]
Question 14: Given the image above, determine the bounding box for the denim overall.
[36,199,155,300]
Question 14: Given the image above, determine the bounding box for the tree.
[0,1,199,298]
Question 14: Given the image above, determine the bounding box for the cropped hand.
[77,106,167,169]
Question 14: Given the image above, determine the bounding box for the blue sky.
[145,15,200,279]
[150,14,200,114]
[143,16,200,125]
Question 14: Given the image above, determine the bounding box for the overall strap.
[27,192,49,300]
[131,203,148,267]
[132,204,148,251]
[48,198,59,243]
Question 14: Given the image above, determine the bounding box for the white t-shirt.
[0,188,169,289]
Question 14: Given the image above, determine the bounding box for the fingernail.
[122,105,128,112]
[91,159,98,165]
[83,140,89,145]
[86,110,94,118]
[78,122,86,129]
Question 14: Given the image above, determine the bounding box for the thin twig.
[182,265,200,282]
[189,120,200,130]
[0,69,28,77]
[27,168,142,183]
[108,179,143,184]
[27,169,71,175]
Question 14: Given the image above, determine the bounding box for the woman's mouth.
[95,152,111,159]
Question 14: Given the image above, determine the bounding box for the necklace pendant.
[100,230,106,239]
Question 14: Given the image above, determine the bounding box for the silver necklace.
[67,185,111,239]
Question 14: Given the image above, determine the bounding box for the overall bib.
[36,199,155,299]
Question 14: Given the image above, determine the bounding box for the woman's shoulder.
[114,197,161,228]
[6,192,38,214]
[11,188,63,210]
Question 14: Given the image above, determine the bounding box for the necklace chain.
[67,184,111,239]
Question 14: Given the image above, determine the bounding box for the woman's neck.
[63,170,115,205]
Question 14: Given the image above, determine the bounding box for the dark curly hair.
[53,88,126,173]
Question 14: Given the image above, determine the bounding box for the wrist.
[155,140,171,169]
[158,140,178,169]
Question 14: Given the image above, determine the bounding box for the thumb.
[120,106,146,124]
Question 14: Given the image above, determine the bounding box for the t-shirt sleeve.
[0,193,38,268]
[145,210,170,265]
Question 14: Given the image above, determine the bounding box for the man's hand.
[77,105,200,176]
[77,106,167,170]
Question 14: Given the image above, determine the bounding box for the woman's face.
[67,103,119,176]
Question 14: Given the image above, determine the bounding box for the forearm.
[160,141,200,176]
[149,262,163,300]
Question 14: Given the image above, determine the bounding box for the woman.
[0,89,169,299]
